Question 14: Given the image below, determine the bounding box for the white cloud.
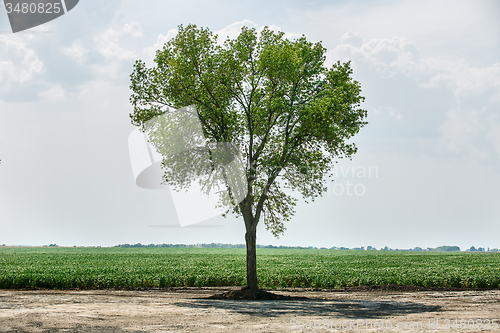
[423,59,500,100]
[215,20,302,45]
[92,21,144,79]
[262,24,302,40]
[0,35,43,92]
[426,60,500,157]
[372,106,402,120]
[95,26,137,62]
[341,30,363,47]
[38,84,66,101]
[333,32,421,78]
[216,19,259,43]
[123,22,143,38]
[387,107,402,120]
[143,28,178,63]
[61,41,89,64]
[332,31,500,159]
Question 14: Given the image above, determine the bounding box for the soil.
[0,287,499,332]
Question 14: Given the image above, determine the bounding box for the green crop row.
[0,247,499,289]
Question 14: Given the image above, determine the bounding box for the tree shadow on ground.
[174,297,441,319]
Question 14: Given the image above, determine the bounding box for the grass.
[0,247,499,290]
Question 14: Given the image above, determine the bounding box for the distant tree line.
[466,246,498,252]
[113,243,499,252]
[1,243,498,251]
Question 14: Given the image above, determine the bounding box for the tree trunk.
[245,225,258,292]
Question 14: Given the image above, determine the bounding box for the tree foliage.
[130,24,367,237]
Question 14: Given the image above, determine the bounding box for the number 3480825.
[5,2,62,14]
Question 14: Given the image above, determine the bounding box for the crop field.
[0,247,499,290]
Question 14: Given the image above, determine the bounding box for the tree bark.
[245,224,258,292]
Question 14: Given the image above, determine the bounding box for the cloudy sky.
[1,0,499,250]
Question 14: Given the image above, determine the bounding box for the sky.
[0,0,499,250]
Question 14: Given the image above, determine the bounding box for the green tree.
[129,24,367,297]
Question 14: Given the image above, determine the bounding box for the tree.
[431,245,461,252]
[129,24,367,298]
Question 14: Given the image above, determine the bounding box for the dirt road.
[0,288,499,332]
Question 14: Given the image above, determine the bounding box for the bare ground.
[0,288,499,332]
